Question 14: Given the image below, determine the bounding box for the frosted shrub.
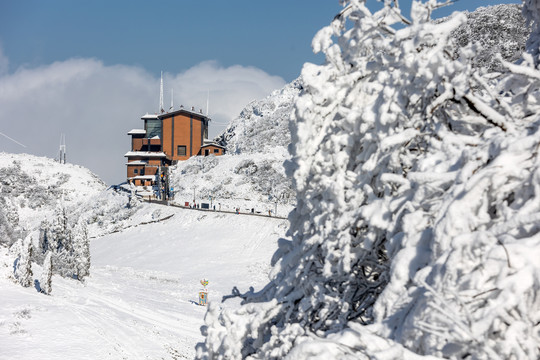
[197,1,540,359]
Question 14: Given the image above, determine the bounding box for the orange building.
[125,108,225,186]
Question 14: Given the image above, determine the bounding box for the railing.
[146,199,289,220]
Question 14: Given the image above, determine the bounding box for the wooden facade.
[160,109,209,161]
[199,144,225,156]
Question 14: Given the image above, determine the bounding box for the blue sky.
[0,0,524,184]
[0,0,520,82]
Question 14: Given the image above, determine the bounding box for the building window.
[177,145,187,156]
[134,169,138,174]
[205,149,210,156]
[145,119,162,139]
[214,149,219,154]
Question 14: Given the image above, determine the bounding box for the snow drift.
[197,1,540,359]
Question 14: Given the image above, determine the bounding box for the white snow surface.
[0,204,287,359]
[215,79,301,155]
[169,148,295,214]
[0,152,106,231]
[0,151,287,358]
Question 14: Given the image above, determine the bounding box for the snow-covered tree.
[40,251,53,295]
[37,219,51,256]
[0,197,23,248]
[11,237,33,287]
[72,218,91,281]
[197,1,540,359]
[50,202,71,253]
[127,186,140,209]
[48,201,77,277]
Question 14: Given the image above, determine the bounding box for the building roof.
[128,129,146,135]
[141,113,159,120]
[126,160,148,165]
[124,151,167,158]
[128,175,156,180]
[200,142,226,149]
[157,108,211,121]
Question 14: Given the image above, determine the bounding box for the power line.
[0,131,27,148]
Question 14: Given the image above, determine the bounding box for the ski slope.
[0,204,288,359]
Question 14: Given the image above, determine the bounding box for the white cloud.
[0,55,285,184]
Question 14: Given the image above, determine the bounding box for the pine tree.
[49,201,75,277]
[38,220,50,255]
[50,202,70,253]
[12,237,33,287]
[73,218,91,281]
[127,187,139,209]
[40,251,53,295]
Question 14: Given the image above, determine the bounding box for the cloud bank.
[0,54,285,184]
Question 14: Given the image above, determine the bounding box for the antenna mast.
[159,71,164,113]
[58,133,66,164]
[170,88,174,111]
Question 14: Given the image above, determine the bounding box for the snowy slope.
[0,153,107,245]
[215,79,302,154]
[0,151,288,359]
[0,207,287,359]
[0,152,170,243]
[169,149,294,214]
[0,153,106,217]
[168,80,302,210]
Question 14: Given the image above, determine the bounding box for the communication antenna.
[159,71,164,113]
[169,88,174,111]
[58,133,66,164]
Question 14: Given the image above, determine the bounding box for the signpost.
[199,279,209,306]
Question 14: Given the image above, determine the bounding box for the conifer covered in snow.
[11,237,33,288]
[0,197,24,247]
[198,1,540,359]
[47,201,78,278]
[73,218,91,281]
[40,251,53,295]
[37,220,50,258]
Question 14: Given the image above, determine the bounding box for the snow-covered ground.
[0,152,106,231]
[0,205,287,359]
[169,149,294,217]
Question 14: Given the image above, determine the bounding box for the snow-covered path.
[0,207,287,359]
